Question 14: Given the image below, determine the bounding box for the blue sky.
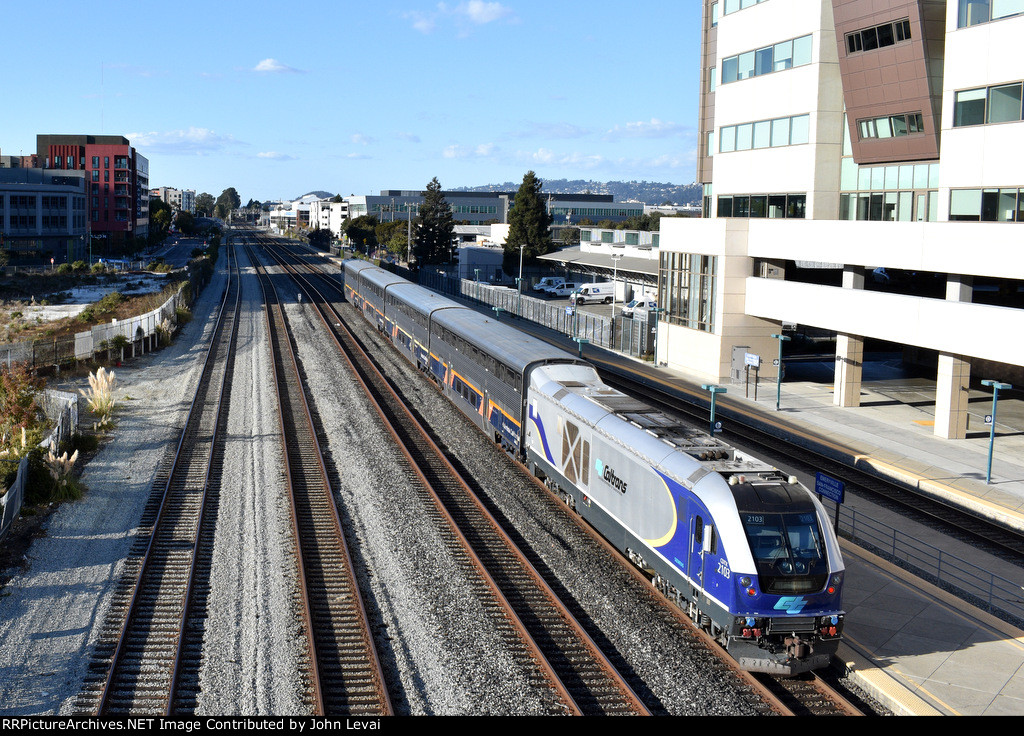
[5,1,701,203]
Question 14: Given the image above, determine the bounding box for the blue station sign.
[815,472,845,504]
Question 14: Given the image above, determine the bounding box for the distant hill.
[299,190,334,200]
[451,179,702,206]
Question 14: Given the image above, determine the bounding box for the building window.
[845,18,911,54]
[717,194,806,218]
[722,0,769,15]
[954,82,1024,126]
[659,252,717,333]
[856,112,924,139]
[92,156,99,169]
[721,35,812,84]
[950,187,1024,221]
[958,0,1024,27]
[719,114,810,152]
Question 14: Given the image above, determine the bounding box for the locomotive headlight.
[827,572,843,595]
[739,577,752,587]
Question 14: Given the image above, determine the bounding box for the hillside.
[451,179,702,206]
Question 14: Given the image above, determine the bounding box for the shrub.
[80,366,117,429]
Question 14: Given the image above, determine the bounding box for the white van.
[621,295,657,317]
[570,283,615,305]
[532,277,565,293]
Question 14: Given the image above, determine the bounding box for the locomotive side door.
[690,515,706,593]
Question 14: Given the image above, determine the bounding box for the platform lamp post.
[611,253,623,343]
[981,379,1012,484]
[770,333,791,411]
[701,384,727,437]
[517,242,526,317]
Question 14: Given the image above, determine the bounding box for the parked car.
[621,295,657,317]
[548,282,581,297]
[570,283,616,304]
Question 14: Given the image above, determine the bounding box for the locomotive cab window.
[741,510,827,594]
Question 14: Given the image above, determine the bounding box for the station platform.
[506,314,1024,716]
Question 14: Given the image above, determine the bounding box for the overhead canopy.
[536,246,658,287]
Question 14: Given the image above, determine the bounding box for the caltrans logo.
[595,458,627,493]
[774,596,808,614]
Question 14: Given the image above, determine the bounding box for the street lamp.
[981,379,1012,484]
[701,384,727,437]
[770,333,791,411]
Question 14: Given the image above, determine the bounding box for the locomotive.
[342,259,845,675]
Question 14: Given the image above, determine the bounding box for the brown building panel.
[832,0,943,165]
[698,0,717,186]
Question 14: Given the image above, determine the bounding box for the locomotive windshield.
[741,510,829,594]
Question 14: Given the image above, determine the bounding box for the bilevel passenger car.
[342,259,845,675]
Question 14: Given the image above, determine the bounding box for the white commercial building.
[658,0,1024,439]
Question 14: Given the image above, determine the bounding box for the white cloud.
[351,133,376,146]
[128,127,241,155]
[396,132,422,143]
[257,151,296,160]
[460,1,512,24]
[403,1,514,34]
[443,143,497,159]
[520,147,604,169]
[254,58,303,73]
[346,153,372,160]
[603,118,689,141]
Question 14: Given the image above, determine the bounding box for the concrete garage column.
[935,353,971,439]
[834,333,864,407]
[834,266,865,407]
[934,275,973,439]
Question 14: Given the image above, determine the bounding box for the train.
[341,258,845,675]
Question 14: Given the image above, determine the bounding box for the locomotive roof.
[431,307,580,372]
[547,371,781,477]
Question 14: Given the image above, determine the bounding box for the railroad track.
[247,244,392,716]
[256,237,649,716]
[252,234,876,716]
[77,245,240,715]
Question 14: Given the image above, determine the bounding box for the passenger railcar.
[340,258,845,675]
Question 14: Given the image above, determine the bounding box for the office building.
[657,0,1024,439]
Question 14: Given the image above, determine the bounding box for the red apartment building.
[36,134,149,246]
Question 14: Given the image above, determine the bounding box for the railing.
[417,271,638,353]
[839,505,1024,626]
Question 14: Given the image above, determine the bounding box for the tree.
[196,192,215,217]
[413,177,454,265]
[504,171,553,276]
[215,187,241,220]
[175,210,196,234]
[342,215,379,254]
[308,228,332,250]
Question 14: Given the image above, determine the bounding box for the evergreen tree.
[214,187,241,220]
[414,177,454,264]
[504,171,553,277]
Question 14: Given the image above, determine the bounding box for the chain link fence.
[0,390,80,541]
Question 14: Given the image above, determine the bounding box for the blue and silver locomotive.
[342,259,845,674]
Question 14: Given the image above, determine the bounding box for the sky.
[4,1,702,203]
